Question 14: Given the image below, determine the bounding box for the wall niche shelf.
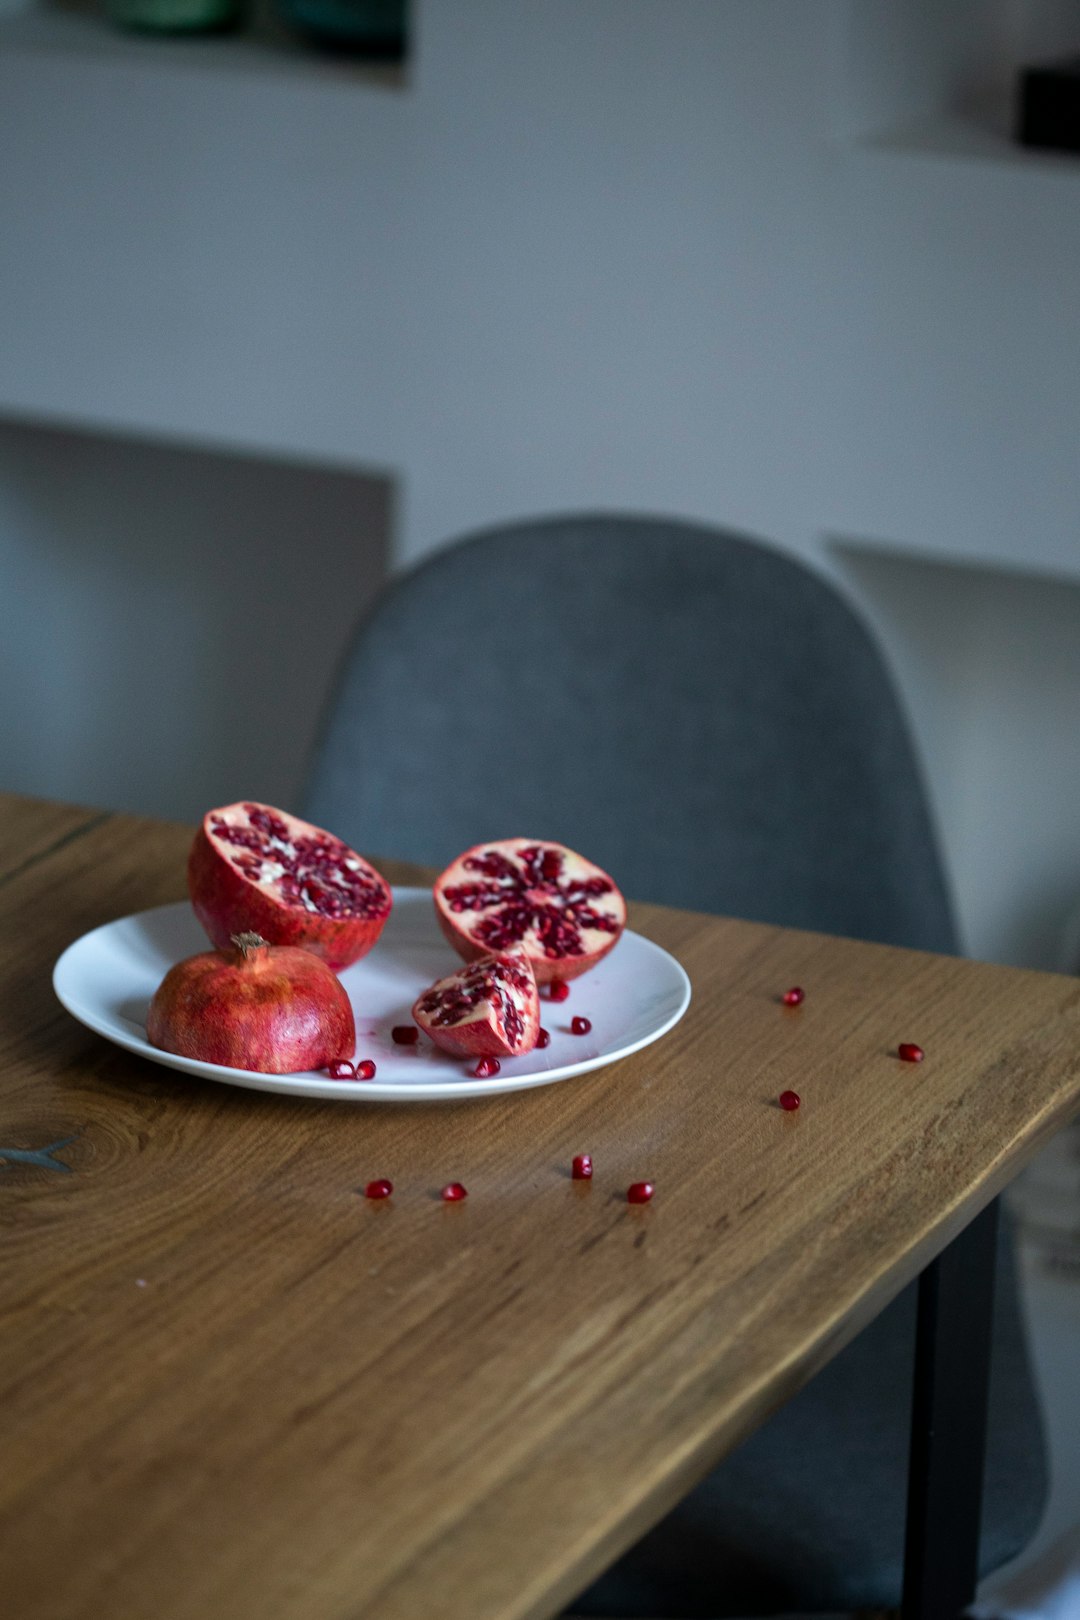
[840,1,1080,174]
[0,414,394,824]
[0,0,408,87]
[860,109,1080,175]
[830,537,1080,973]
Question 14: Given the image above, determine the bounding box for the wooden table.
[2,794,1079,1620]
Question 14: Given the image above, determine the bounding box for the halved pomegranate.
[188,801,392,972]
[147,932,355,1074]
[432,839,625,984]
[412,951,541,1059]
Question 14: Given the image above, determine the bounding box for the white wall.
[2,0,1080,966]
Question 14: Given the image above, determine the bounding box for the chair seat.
[568,1218,1045,1618]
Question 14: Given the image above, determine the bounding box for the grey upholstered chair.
[304,514,1046,1617]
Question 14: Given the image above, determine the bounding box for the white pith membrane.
[436,839,625,963]
[414,953,537,1052]
[207,803,389,921]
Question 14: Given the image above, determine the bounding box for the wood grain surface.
[0,796,110,885]
[2,794,1079,1620]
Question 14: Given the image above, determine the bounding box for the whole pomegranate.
[432,839,625,984]
[412,951,540,1059]
[147,932,356,1074]
[188,801,392,972]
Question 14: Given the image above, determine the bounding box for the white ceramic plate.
[52,890,691,1102]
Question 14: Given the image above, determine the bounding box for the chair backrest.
[304,514,958,954]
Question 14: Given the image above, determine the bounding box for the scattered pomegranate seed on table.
[548,979,571,1002]
[898,1043,925,1063]
[364,1179,393,1200]
[570,1016,592,1036]
[327,1060,355,1080]
[441,1182,468,1202]
[473,1056,501,1078]
[782,986,805,1007]
[391,1025,419,1045]
[779,1089,801,1111]
[356,1059,377,1080]
[572,1154,593,1180]
[626,1181,655,1204]
[536,1028,551,1049]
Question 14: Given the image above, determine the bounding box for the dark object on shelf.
[275,0,406,57]
[1017,55,1080,154]
[106,0,245,31]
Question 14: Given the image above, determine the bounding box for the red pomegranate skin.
[412,951,540,1059]
[433,839,626,985]
[146,933,356,1074]
[188,801,392,972]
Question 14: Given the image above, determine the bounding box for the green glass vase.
[106,0,245,34]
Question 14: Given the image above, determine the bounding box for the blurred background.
[6,0,1080,965]
[1,3,1079,1608]
[2,0,1080,976]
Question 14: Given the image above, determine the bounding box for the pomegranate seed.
[392,1025,419,1045]
[626,1181,655,1204]
[572,1153,593,1180]
[782,986,805,1007]
[473,1056,501,1078]
[356,1059,377,1080]
[441,1182,468,1201]
[536,1027,551,1049]
[327,1060,355,1079]
[549,980,571,1002]
[364,1178,393,1199]
[779,1089,801,1111]
[571,1016,591,1036]
[898,1043,925,1063]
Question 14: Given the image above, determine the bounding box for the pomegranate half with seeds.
[188,801,392,972]
[432,839,625,985]
[412,951,541,1059]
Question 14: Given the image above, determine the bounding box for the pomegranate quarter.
[412,952,541,1060]
[433,839,625,985]
[188,801,392,972]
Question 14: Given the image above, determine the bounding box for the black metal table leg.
[902,1196,1000,1620]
